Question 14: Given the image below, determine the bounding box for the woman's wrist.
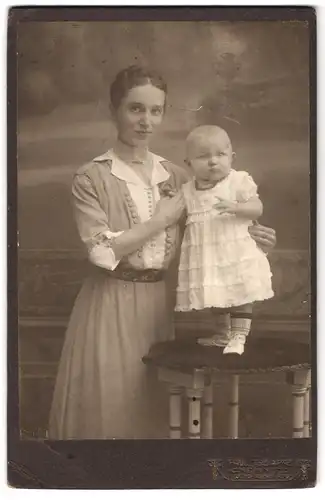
[145,216,167,234]
[149,213,169,232]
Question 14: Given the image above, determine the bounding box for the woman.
[49,65,276,439]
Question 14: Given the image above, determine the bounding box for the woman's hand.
[153,192,185,228]
[249,222,276,253]
[159,183,178,198]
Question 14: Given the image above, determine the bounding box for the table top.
[142,336,311,374]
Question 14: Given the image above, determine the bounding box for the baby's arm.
[214,172,263,219]
[213,197,262,219]
[236,172,263,219]
[235,196,263,219]
[235,171,263,219]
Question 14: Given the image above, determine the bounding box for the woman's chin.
[128,137,151,148]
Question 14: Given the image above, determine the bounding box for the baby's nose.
[208,157,219,166]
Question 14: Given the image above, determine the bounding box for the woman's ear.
[109,103,117,122]
[184,158,191,167]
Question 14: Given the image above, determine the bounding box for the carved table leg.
[157,367,205,439]
[228,374,239,439]
[169,385,182,439]
[303,369,311,437]
[287,370,309,438]
[186,387,203,439]
[202,383,213,439]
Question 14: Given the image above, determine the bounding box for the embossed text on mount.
[207,458,311,482]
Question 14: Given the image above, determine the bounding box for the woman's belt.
[107,265,165,283]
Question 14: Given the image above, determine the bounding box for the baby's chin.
[209,171,229,182]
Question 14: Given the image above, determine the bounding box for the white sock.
[223,315,252,355]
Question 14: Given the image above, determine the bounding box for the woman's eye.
[129,105,142,113]
[151,107,163,116]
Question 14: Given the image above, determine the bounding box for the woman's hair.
[110,65,168,110]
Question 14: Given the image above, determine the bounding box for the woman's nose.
[139,111,151,127]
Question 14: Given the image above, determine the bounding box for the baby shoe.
[197,336,228,347]
[223,334,246,355]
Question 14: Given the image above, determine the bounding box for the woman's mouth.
[135,130,152,137]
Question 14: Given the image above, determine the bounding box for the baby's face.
[187,131,233,184]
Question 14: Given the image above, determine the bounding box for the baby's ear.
[232,152,237,161]
[184,158,191,167]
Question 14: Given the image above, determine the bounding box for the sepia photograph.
[8,6,316,489]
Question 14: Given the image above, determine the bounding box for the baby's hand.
[214,197,238,215]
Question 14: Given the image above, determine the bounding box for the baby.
[175,125,274,355]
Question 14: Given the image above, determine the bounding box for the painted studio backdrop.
[17,21,310,438]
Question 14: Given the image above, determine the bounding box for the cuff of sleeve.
[89,230,123,271]
[89,246,120,270]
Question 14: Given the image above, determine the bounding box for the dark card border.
[8,6,317,489]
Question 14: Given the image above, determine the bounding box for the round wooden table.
[142,337,311,439]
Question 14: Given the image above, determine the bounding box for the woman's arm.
[235,196,263,219]
[112,193,185,260]
[72,173,185,269]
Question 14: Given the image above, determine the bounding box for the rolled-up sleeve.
[72,173,123,271]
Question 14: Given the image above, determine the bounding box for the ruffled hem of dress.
[176,272,273,289]
[178,239,267,268]
[175,290,274,311]
[180,233,253,248]
[178,256,272,272]
[185,211,236,225]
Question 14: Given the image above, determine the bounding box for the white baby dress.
[175,169,274,312]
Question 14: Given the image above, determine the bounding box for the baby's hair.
[186,125,230,145]
[110,65,168,111]
[185,125,232,161]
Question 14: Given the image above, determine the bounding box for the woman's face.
[113,83,166,147]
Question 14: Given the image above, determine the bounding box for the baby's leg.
[197,309,231,347]
[223,303,253,355]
